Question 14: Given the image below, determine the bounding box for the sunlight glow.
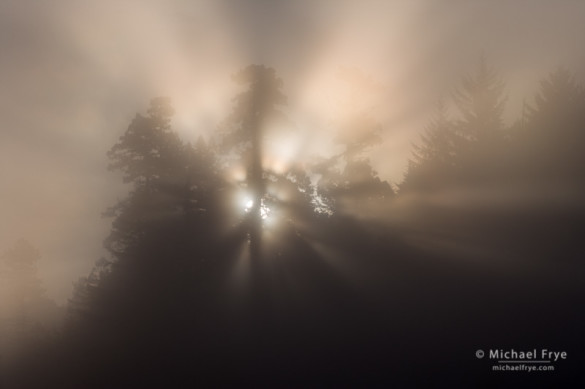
[260,204,271,220]
[229,165,247,182]
[243,198,272,220]
[311,192,334,216]
[263,133,302,175]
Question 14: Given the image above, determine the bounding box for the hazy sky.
[1,0,584,303]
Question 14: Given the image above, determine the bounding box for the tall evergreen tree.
[453,56,507,145]
[0,240,47,328]
[402,58,509,191]
[218,65,290,257]
[411,101,459,168]
[0,239,59,362]
[523,68,585,185]
[315,67,393,213]
[401,101,462,192]
[107,97,185,189]
[55,96,230,387]
[104,97,190,255]
[528,68,584,129]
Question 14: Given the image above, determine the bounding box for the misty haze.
[1,1,585,387]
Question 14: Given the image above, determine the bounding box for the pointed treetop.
[452,56,507,142]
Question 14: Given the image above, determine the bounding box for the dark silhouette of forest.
[3,62,585,387]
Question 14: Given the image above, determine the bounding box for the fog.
[1,1,585,386]
[1,0,584,303]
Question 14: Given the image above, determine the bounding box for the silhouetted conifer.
[315,67,394,213]
[453,56,507,144]
[401,101,462,192]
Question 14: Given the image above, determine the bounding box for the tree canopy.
[11,61,585,387]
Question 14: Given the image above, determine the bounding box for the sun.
[243,198,271,220]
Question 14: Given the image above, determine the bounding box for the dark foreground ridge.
[7,212,585,387]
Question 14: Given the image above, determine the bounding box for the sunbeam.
[2,1,585,386]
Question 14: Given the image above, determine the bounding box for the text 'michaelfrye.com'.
[475,348,567,373]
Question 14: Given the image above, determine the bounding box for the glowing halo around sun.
[262,132,303,175]
[243,198,271,220]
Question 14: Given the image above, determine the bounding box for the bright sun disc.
[243,198,271,220]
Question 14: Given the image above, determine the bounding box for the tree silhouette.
[0,239,60,375]
[401,101,462,192]
[412,101,459,168]
[13,62,585,388]
[315,67,393,213]
[218,65,291,258]
[50,97,230,387]
[402,58,509,191]
[66,258,108,328]
[104,97,191,256]
[453,56,507,145]
[107,97,185,189]
[525,68,585,182]
[1,239,45,309]
[0,240,49,334]
[528,68,584,130]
